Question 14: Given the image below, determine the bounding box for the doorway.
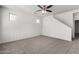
[75,20,79,38]
[73,12,79,38]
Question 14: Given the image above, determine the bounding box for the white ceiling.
[2,5,79,17]
[2,5,53,17]
[52,5,79,14]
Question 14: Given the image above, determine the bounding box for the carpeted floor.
[0,35,79,54]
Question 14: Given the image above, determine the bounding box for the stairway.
[53,8,79,39]
[42,15,72,41]
[42,8,79,41]
[43,8,79,41]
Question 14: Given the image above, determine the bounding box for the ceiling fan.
[35,5,53,14]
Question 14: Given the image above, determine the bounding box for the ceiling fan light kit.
[42,10,47,13]
[35,5,53,14]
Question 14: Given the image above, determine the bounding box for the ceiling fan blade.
[34,10,42,14]
[36,10,42,12]
[37,5,43,9]
[47,5,52,9]
[46,10,52,12]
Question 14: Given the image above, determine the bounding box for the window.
[36,19,40,23]
[9,13,16,21]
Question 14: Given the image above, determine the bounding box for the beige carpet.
[0,35,78,54]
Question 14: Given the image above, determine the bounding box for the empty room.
[0,5,79,54]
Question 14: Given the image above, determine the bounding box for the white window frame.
[9,13,16,21]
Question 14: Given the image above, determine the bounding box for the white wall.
[42,15,72,41]
[0,7,42,43]
[0,7,2,42]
